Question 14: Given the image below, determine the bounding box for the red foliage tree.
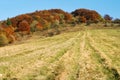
[16,14,32,24]
[79,16,86,23]
[64,12,73,22]
[49,9,72,22]
[10,18,17,28]
[71,9,101,23]
[18,20,30,34]
[10,14,32,28]
[53,13,60,21]
[49,9,65,14]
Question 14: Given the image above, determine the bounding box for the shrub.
[0,33,9,46]
[30,26,36,34]
[104,22,108,27]
[48,31,54,37]
[30,20,38,33]
[36,23,43,31]
[39,18,51,30]
[30,20,38,28]
[51,20,59,28]
[86,20,91,26]
[7,34,16,43]
[113,18,120,24]
[58,14,64,24]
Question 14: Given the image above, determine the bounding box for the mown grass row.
[0,28,120,80]
[19,32,83,80]
[0,31,81,80]
[89,29,120,70]
[88,29,120,80]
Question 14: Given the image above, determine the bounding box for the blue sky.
[0,0,120,20]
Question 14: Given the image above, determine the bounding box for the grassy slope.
[0,26,120,80]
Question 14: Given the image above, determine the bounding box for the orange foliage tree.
[0,24,16,43]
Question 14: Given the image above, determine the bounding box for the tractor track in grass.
[0,32,83,79]
[50,30,103,80]
[18,32,83,80]
[87,30,120,80]
[0,28,120,80]
[89,30,120,73]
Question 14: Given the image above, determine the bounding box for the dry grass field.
[0,26,120,80]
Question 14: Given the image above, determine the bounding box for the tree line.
[0,8,119,46]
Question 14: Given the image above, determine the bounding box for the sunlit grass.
[0,27,120,80]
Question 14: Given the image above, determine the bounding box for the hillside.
[0,8,105,46]
[0,26,120,80]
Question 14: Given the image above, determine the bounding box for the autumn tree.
[0,24,16,43]
[79,16,86,23]
[64,12,73,22]
[49,9,73,23]
[10,14,32,28]
[49,9,65,14]
[104,14,112,22]
[103,14,112,27]
[10,18,17,28]
[71,8,102,23]
[36,23,43,31]
[0,33,9,46]
[18,20,30,34]
[16,14,32,24]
